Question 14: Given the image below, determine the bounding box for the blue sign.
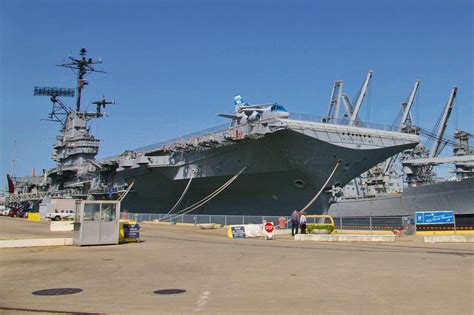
[231,226,246,238]
[123,224,140,238]
[415,211,455,225]
[125,231,140,238]
[124,224,140,230]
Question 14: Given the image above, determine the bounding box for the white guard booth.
[73,200,121,246]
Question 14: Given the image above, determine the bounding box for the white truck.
[46,209,75,221]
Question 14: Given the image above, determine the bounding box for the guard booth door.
[74,201,120,246]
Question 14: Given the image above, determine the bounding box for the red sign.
[264,222,274,233]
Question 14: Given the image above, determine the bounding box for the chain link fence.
[124,212,408,231]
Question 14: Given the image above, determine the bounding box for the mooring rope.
[164,169,196,216]
[168,165,247,221]
[118,181,135,202]
[299,161,341,213]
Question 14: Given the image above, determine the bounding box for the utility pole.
[11,141,17,177]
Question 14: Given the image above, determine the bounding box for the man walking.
[291,210,299,236]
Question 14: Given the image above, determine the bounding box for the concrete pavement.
[0,217,473,314]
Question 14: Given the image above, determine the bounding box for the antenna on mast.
[92,97,115,116]
[58,48,105,112]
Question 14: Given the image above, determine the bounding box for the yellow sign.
[28,213,41,222]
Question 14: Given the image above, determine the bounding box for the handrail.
[306,214,335,226]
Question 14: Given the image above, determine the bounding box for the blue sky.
[0,0,472,189]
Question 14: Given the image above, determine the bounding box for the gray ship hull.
[120,128,417,216]
[328,177,474,217]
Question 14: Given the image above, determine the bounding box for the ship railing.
[124,213,409,232]
[100,123,230,161]
[100,112,399,162]
[288,112,399,132]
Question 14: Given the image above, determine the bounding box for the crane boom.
[349,70,373,126]
[325,80,343,122]
[383,80,420,175]
[400,80,420,129]
[430,86,457,158]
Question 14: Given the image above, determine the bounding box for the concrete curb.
[295,234,397,242]
[274,229,292,235]
[334,230,395,235]
[424,235,474,243]
[50,221,74,231]
[142,221,197,227]
[0,238,73,248]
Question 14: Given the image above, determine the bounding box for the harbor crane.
[347,70,373,126]
[429,87,457,158]
[382,80,421,175]
[324,70,372,126]
[324,80,343,123]
[402,86,459,185]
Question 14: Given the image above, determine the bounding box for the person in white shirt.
[299,211,307,234]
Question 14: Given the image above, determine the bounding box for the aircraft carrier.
[5,49,422,216]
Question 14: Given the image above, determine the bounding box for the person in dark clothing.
[291,210,299,236]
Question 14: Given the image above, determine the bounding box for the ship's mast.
[58,48,105,112]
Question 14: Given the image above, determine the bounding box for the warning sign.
[263,222,274,240]
[264,222,274,233]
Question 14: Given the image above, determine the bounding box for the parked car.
[1,208,10,216]
[8,209,20,217]
[46,209,75,221]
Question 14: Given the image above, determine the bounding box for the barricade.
[27,212,41,222]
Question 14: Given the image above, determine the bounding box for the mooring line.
[299,161,341,213]
[168,165,247,221]
[118,181,135,202]
[165,169,196,217]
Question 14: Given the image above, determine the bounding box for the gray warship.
[328,80,474,217]
[6,50,421,217]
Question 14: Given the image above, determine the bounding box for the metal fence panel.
[123,213,407,230]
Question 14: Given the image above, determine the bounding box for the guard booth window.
[101,203,116,222]
[84,203,100,221]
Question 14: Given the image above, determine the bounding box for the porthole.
[294,179,305,188]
